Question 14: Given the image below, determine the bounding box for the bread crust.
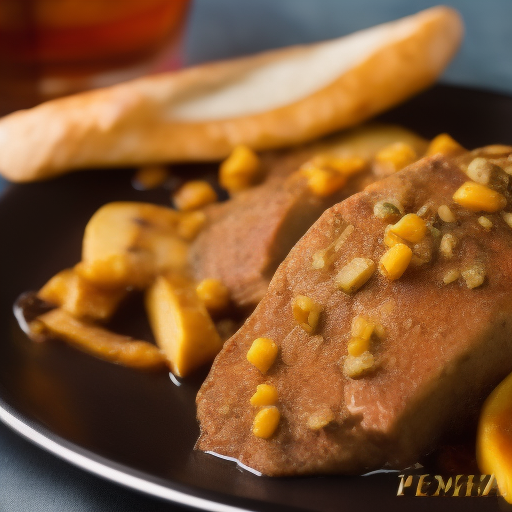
[0,6,462,182]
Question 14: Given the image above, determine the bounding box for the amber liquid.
[0,0,190,114]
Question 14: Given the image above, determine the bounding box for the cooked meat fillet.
[190,125,427,309]
[196,150,512,476]
[190,170,372,309]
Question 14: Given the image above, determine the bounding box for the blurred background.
[0,1,512,511]
[0,0,190,114]
[185,0,512,94]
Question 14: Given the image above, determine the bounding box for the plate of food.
[1,6,512,512]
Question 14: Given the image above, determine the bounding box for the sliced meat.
[196,152,512,476]
[190,124,427,309]
[190,170,372,309]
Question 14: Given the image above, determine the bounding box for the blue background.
[1,1,512,511]
[185,0,512,94]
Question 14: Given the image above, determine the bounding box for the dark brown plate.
[1,85,511,512]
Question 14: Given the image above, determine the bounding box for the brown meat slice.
[190,170,371,309]
[196,151,512,476]
[190,124,427,309]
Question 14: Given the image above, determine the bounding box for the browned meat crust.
[196,153,512,476]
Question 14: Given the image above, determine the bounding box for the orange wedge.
[477,372,512,502]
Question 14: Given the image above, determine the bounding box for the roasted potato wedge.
[35,308,167,370]
[145,273,223,377]
[79,202,190,289]
[38,267,127,321]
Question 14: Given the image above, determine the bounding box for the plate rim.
[0,391,260,512]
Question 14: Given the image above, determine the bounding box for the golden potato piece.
[80,202,189,288]
[145,274,223,377]
[38,268,126,321]
[477,372,512,503]
[36,308,166,370]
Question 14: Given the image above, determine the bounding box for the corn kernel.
[250,384,278,407]
[307,408,334,430]
[383,225,405,248]
[502,211,512,228]
[292,295,322,334]
[348,316,376,357]
[343,352,375,379]
[351,315,375,340]
[311,249,331,270]
[426,133,465,156]
[439,233,458,259]
[443,269,460,285]
[252,406,280,439]
[311,224,354,270]
[301,155,366,197]
[335,258,376,294]
[302,167,347,197]
[196,278,230,313]
[389,214,427,243]
[379,243,412,280]
[478,216,493,230]
[332,225,355,251]
[465,157,510,193]
[453,182,507,212]
[311,249,329,270]
[416,203,432,217]
[438,205,456,223]
[310,155,367,176]
[375,142,417,172]
[347,337,371,357]
[173,180,218,211]
[177,211,206,240]
[462,263,486,289]
[247,337,278,374]
[220,145,260,192]
[132,165,169,190]
[466,157,494,185]
[410,236,433,267]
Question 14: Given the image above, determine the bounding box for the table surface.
[1,1,512,511]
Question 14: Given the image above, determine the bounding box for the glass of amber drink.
[0,0,190,113]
